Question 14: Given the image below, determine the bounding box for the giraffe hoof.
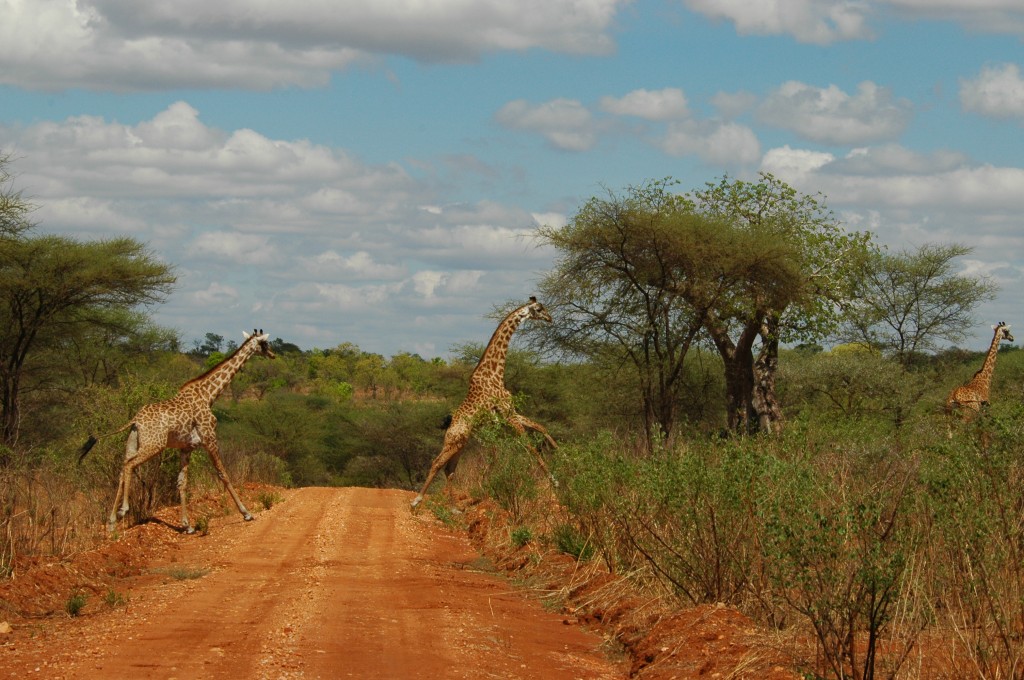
[410,495,423,511]
[185,526,195,535]
[243,513,254,522]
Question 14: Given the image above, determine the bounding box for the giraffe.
[411,297,556,510]
[80,330,276,533]
[945,321,1014,430]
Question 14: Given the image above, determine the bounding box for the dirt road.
[2,487,625,679]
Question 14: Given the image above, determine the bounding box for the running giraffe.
[80,330,276,533]
[945,321,1014,430]
[411,297,556,510]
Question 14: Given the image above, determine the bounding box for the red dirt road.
[2,487,625,679]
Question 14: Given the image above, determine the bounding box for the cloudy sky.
[2,0,1023,358]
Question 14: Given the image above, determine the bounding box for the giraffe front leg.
[178,450,194,534]
[203,436,253,522]
[510,415,559,488]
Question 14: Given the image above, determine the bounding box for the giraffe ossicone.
[411,297,557,511]
[80,329,276,534]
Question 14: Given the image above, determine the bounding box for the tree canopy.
[686,173,872,433]
[0,155,176,454]
[840,242,999,366]
[533,174,873,441]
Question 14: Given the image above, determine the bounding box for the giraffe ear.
[243,330,251,339]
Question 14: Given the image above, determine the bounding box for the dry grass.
[0,451,246,579]
[1,466,108,578]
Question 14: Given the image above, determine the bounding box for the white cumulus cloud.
[684,0,872,44]
[495,98,598,152]
[758,81,913,145]
[0,0,627,91]
[599,88,690,120]
[881,0,1024,37]
[661,120,762,166]
[960,62,1024,120]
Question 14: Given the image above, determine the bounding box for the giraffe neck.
[186,341,259,404]
[472,305,529,386]
[971,328,1004,391]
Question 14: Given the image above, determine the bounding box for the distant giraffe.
[80,330,276,533]
[946,321,1014,428]
[411,297,556,510]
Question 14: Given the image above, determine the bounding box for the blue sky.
[1,0,1023,358]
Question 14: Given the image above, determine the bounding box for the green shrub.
[476,423,539,523]
[919,403,1024,677]
[427,497,461,529]
[257,490,283,510]
[510,526,533,547]
[103,589,128,608]
[66,592,87,617]
[552,522,594,561]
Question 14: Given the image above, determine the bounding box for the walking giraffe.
[80,330,276,533]
[411,297,556,510]
[945,321,1014,431]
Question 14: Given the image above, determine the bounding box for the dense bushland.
[456,345,1024,679]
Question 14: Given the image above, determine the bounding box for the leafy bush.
[103,589,128,608]
[551,522,594,561]
[478,431,540,524]
[66,592,87,617]
[919,403,1024,677]
[257,490,283,510]
[510,526,533,547]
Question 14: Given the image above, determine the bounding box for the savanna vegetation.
[2,154,1021,679]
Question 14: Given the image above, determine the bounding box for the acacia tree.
[840,242,998,367]
[535,175,870,441]
[532,182,704,445]
[689,173,871,434]
[0,156,176,455]
[534,180,812,444]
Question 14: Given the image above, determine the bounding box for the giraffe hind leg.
[107,466,130,533]
[107,425,140,532]
[412,429,469,511]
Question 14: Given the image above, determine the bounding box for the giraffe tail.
[77,422,135,464]
[77,436,98,464]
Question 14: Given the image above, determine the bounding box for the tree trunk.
[752,331,784,434]
[0,372,20,455]
[707,317,761,435]
[724,348,755,433]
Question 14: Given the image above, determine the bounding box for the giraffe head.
[993,321,1014,343]
[243,328,277,359]
[525,296,552,323]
